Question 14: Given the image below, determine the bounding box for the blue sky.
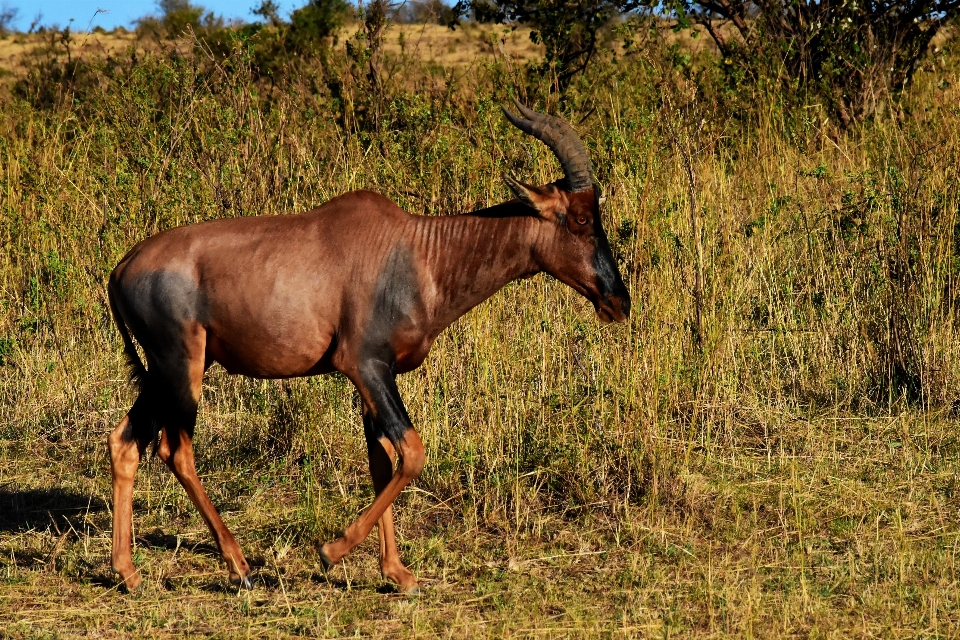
[5,1,309,31]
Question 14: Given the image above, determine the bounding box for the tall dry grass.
[1,26,960,635]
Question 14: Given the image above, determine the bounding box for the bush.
[454,0,643,90]
[680,0,960,124]
[286,0,350,54]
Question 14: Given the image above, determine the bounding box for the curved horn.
[501,99,594,193]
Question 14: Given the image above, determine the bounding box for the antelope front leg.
[319,431,424,582]
[109,414,150,591]
[320,362,425,593]
[364,407,419,592]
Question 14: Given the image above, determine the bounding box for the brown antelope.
[107,101,630,594]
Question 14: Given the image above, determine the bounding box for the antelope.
[107,102,630,594]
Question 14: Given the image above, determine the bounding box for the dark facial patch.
[590,199,631,318]
[593,230,629,304]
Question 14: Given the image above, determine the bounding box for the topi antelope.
[107,101,631,594]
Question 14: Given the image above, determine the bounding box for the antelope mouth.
[595,297,629,324]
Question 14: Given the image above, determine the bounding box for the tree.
[0,3,17,37]
[393,0,457,24]
[287,0,350,53]
[158,0,205,34]
[679,0,960,123]
[453,0,643,89]
[135,0,226,39]
[251,0,283,27]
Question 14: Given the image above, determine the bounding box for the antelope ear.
[503,173,548,215]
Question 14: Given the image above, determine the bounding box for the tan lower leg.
[375,504,418,590]
[376,505,398,566]
[156,428,251,583]
[109,415,147,590]
[368,438,417,589]
[322,430,424,570]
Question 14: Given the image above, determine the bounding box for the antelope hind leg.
[108,413,151,591]
[157,426,253,588]
[151,321,252,588]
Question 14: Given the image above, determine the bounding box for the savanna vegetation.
[1,0,960,636]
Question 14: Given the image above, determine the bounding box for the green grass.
[1,25,960,637]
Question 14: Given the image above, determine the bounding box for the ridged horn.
[501,99,594,193]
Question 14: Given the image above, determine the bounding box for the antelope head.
[502,100,631,324]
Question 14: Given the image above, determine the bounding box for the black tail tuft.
[108,282,161,445]
[108,283,148,391]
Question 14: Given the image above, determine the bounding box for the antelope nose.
[618,293,631,320]
[608,294,630,322]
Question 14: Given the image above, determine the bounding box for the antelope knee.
[398,434,425,480]
[108,418,132,460]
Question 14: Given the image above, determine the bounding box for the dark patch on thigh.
[120,270,210,334]
[115,270,208,437]
[118,271,210,373]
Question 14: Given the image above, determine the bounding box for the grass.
[0,21,544,81]
[1,18,960,637]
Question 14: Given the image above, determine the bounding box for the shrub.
[286,0,351,54]
[453,0,643,90]
[679,0,960,124]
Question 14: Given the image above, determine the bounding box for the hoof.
[318,546,334,572]
[319,531,345,572]
[382,562,419,595]
[121,579,143,594]
[114,567,142,594]
[230,572,254,590]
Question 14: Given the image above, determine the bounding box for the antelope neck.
[413,208,541,330]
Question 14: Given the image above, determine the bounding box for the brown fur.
[107,145,630,596]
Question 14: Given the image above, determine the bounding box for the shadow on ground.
[0,487,106,533]
[137,528,220,557]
